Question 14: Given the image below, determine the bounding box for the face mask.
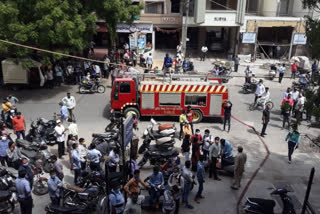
[226,103,231,107]
[173,157,177,161]
[134,175,139,181]
[51,175,56,179]
[115,189,121,194]
[1,137,6,141]
[23,162,28,167]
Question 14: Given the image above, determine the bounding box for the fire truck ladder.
[120,72,231,84]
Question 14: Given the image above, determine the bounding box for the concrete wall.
[245,20,306,33]
[195,0,206,23]
[261,0,278,17]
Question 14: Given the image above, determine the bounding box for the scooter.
[242,79,258,94]
[244,188,296,214]
[249,97,274,111]
[26,118,56,145]
[216,156,235,176]
[269,64,277,80]
[0,169,18,213]
[45,203,89,214]
[79,79,105,94]
[32,165,49,196]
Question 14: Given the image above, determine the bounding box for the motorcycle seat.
[92,133,112,138]
[151,130,164,139]
[0,191,11,201]
[158,123,173,131]
[247,198,275,213]
[21,149,37,159]
[156,137,172,145]
[66,185,85,193]
[160,151,176,157]
[49,204,79,212]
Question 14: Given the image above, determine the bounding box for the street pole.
[182,0,190,57]
[288,31,294,60]
[301,167,315,214]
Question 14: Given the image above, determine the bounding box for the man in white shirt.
[245,66,253,83]
[295,93,305,122]
[55,120,68,159]
[202,129,213,160]
[260,87,270,107]
[200,46,208,61]
[68,120,78,137]
[254,79,265,104]
[278,63,285,83]
[94,64,101,78]
[283,87,292,99]
[146,53,153,70]
[62,93,76,121]
[108,148,120,172]
[177,42,182,53]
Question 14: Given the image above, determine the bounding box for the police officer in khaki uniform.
[231,146,247,190]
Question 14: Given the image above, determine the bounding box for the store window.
[159,93,181,106]
[171,0,181,13]
[185,94,207,106]
[120,82,131,93]
[145,2,164,14]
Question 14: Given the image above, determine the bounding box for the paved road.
[1,62,319,214]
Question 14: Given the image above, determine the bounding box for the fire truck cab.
[111,76,228,123]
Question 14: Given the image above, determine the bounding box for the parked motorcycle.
[138,149,179,167]
[16,139,52,173]
[32,165,49,196]
[0,108,16,129]
[105,117,121,132]
[242,79,258,94]
[249,98,274,111]
[79,79,105,94]
[0,169,18,213]
[269,64,277,80]
[138,119,176,154]
[26,117,56,145]
[216,156,235,176]
[244,188,296,214]
[45,203,89,214]
[92,132,120,156]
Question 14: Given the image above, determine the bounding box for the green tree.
[0,0,97,62]
[85,0,143,45]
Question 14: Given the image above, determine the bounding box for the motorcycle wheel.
[242,87,250,94]
[138,158,147,168]
[249,103,256,111]
[138,143,147,154]
[33,179,49,195]
[265,101,274,110]
[97,85,105,93]
[79,86,87,94]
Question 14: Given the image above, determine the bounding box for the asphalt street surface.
[1,62,319,214]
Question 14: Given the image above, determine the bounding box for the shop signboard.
[293,33,307,45]
[242,32,256,44]
[138,34,146,50]
[116,23,153,33]
[129,33,137,49]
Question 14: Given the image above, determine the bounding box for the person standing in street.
[281,101,292,129]
[109,181,125,214]
[124,169,149,199]
[194,155,205,204]
[148,166,164,209]
[68,119,78,138]
[19,158,34,189]
[51,155,64,181]
[78,138,87,170]
[176,42,182,54]
[200,45,208,61]
[295,93,305,123]
[181,134,191,161]
[0,135,9,166]
[58,102,69,123]
[55,120,68,159]
[48,169,63,205]
[234,55,240,72]
[62,93,76,121]
[278,63,286,83]
[6,142,23,169]
[179,110,187,140]
[186,106,194,134]
[261,105,270,137]
[191,129,202,171]
[163,53,173,73]
[209,137,221,180]
[202,129,213,160]
[285,123,300,164]
[182,160,194,209]
[71,143,85,185]
[146,53,153,70]
[291,61,298,79]
[16,169,33,214]
[2,98,12,122]
[244,66,252,83]
[12,112,26,140]
[231,146,247,190]
[222,100,232,132]
[88,143,102,172]
[123,192,144,214]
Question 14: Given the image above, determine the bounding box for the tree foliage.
[303,0,320,59]
[0,0,142,62]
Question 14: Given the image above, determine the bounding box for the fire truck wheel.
[124,107,140,119]
[192,109,203,123]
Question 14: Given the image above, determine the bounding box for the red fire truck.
[110,74,229,123]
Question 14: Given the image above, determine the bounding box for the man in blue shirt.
[109,181,125,214]
[194,155,205,203]
[220,139,233,168]
[58,102,69,122]
[87,143,102,172]
[163,53,173,73]
[71,143,85,185]
[48,169,63,205]
[19,158,34,189]
[16,169,32,214]
[148,166,164,208]
[0,136,9,166]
